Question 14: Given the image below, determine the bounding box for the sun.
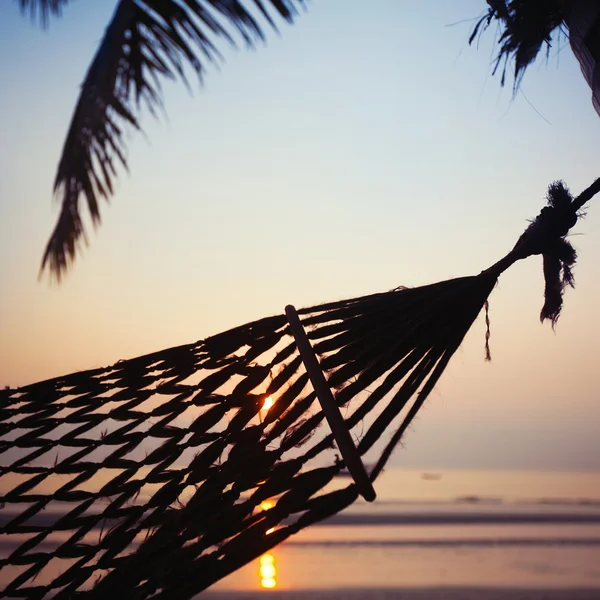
[261,396,275,411]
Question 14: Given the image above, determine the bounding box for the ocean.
[205,468,600,597]
[2,468,599,598]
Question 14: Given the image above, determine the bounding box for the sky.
[1,0,599,470]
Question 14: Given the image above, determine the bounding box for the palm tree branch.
[470,0,567,90]
[41,0,304,281]
[16,0,70,27]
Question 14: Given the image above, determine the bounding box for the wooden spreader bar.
[285,305,376,503]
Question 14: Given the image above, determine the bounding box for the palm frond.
[470,0,566,89]
[41,0,304,281]
[16,0,70,27]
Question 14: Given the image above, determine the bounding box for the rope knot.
[513,181,581,326]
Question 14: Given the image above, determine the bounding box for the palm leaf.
[471,0,566,89]
[16,0,70,26]
[39,0,304,281]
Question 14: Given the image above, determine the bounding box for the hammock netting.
[2,177,598,599]
[0,274,497,599]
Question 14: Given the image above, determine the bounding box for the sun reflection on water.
[259,553,277,589]
[257,396,278,589]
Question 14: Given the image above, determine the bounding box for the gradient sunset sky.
[1,0,599,470]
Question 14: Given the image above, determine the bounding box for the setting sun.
[261,396,275,411]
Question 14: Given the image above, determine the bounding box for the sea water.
[210,468,600,592]
[1,468,599,595]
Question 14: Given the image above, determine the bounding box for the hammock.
[1,178,599,599]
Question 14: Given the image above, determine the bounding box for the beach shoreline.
[202,586,600,599]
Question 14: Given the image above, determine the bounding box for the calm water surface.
[211,468,600,592]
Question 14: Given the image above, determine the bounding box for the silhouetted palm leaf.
[472,1,600,116]
[17,0,70,26]
[29,0,303,280]
[471,1,566,89]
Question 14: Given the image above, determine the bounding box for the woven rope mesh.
[0,274,496,599]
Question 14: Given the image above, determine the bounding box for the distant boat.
[339,464,374,478]
[421,473,442,481]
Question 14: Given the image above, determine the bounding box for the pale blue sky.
[1,1,600,469]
